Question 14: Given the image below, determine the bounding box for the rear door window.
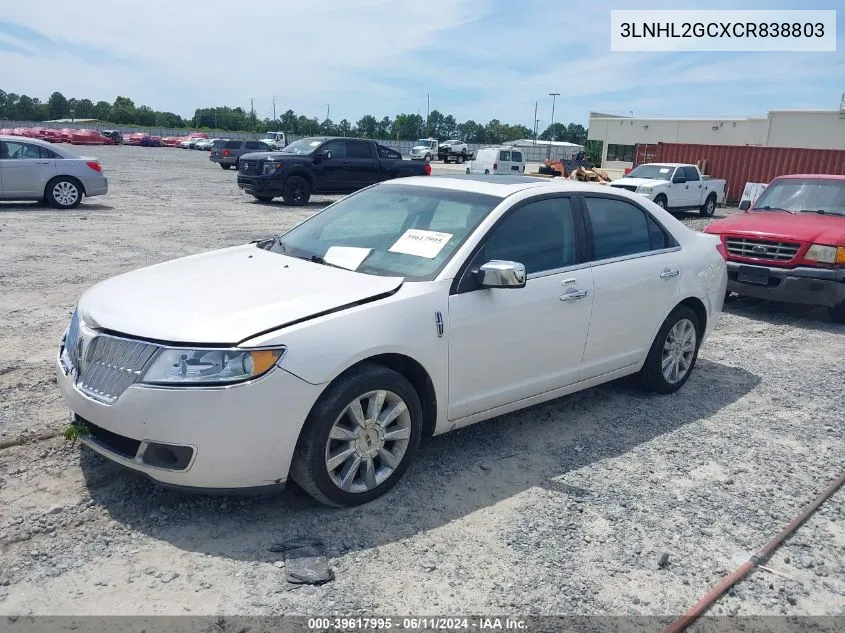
[225,140,242,149]
[511,151,523,163]
[583,196,657,261]
[347,140,374,159]
[499,150,511,162]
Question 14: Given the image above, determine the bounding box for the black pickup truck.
[236,137,431,205]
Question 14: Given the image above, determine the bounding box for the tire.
[424,153,431,162]
[484,169,490,175]
[233,160,240,171]
[289,364,423,507]
[830,300,845,324]
[45,177,83,209]
[253,195,275,203]
[654,195,668,210]
[638,305,701,394]
[700,194,717,217]
[220,164,231,170]
[282,175,312,206]
[457,154,464,164]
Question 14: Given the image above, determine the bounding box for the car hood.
[609,178,666,188]
[704,211,845,244]
[411,145,430,151]
[76,244,404,345]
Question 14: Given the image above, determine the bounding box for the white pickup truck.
[609,163,727,217]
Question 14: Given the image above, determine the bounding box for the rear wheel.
[639,305,701,394]
[220,164,231,170]
[282,175,312,206]
[45,177,83,209]
[457,154,464,164]
[700,194,717,217]
[289,364,423,507]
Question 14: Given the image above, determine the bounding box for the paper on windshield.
[659,168,671,173]
[389,229,453,259]
[324,246,372,270]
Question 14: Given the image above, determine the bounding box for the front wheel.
[700,194,717,217]
[46,178,83,209]
[282,175,312,206]
[639,305,701,394]
[289,364,423,507]
[654,195,668,210]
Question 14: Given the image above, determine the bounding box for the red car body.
[704,174,845,321]
[70,129,113,145]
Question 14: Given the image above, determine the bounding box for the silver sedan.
[0,135,109,209]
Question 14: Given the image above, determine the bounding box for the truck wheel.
[654,195,668,210]
[283,176,312,206]
[700,194,717,217]
[220,164,231,170]
[457,155,464,164]
[830,300,845,324]
[425,153,431,162]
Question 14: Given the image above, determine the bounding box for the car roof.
[391,175,611,197]
[0,134,56,148]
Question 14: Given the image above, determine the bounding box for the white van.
[466,146,526,175]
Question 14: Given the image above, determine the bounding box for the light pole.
[548,92,560,160]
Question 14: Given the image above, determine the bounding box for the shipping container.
[632,143,845,203]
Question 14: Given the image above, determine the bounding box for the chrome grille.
[725,237,800,262]
[240,160,260,175]
[77,334,158,404]
[610,184,638,192]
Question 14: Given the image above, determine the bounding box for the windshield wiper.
[799,209,845,216]
[757,205,795,214]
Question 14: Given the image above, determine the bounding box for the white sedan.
[57,176,727,506]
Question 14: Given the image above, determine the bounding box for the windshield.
[280,138,323,155]
[416,139,434,148]
[262,183,501,281]
[626,165,675,181]
[752,178,845,216]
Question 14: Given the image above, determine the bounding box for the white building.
[588,109,845,170]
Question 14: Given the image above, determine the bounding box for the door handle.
[560,289,589,301]
[660,268,680,279]
[36,161,51,165]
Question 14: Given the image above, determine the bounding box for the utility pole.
[548,92,560,159]
[250,98,255,130]
[426,92,430,135]
[272,96,276,123]
[533,101,538,145]
[326,104,330,122]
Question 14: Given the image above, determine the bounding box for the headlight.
[805,244,845,264]
[263,161,283,175]
[637,186,653,193]
[141,347,284,385]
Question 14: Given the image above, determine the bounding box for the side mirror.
[318,150,332,160]
[672,174,686,184]
[476,260,526,289]
[739,200,751,211]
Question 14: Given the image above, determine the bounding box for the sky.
[0,0,843,128]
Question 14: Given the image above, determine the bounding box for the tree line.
[0,89,589,145]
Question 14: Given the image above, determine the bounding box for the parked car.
[210,139,274,170]
[194,138,214,151]
[57,176,726,505]
[236,137,432,204]
[609,163,727,216]
[466,146,526,176]
[101,130,123,145]
[0,135,108,208]
[704,174,845,322]
[410,138,438,161]
[70,129,113,145]
[140,135,163,147]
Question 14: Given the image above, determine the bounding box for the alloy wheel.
[661,318,696,384]
[53,181,79,207]
[324,390,412,493]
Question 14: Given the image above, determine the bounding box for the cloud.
[0,0,842,126]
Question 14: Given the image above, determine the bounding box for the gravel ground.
[0,145,842,617]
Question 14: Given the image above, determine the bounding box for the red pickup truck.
[704,174,845,323]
